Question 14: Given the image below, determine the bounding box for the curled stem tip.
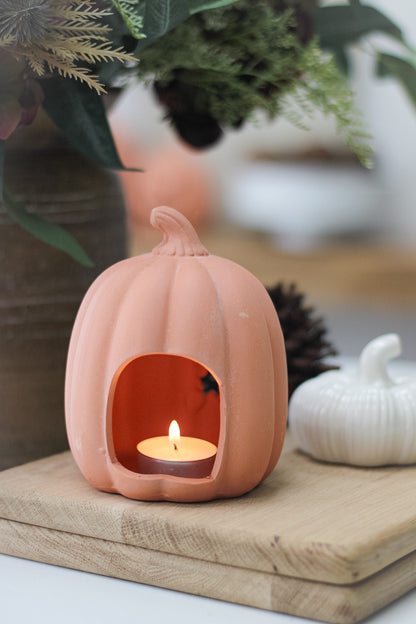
[359,333,402,385]
[151,206,209,257]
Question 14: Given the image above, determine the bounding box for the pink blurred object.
[116,136,214,228]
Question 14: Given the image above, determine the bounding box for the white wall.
[355,1,416,244]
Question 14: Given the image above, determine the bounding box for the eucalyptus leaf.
[3,187,93,267]
[189,0,238,13]
[41,77,126,170]
[135,0,238,51]
[109,0,145,38]
[331,47,351,75]
[136,0,188,51]
[377,53,416,107]
[313,4,403,50]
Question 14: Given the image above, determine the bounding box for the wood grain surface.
[1,517,416,624]
[0,434,415,590]
[132,226,416,308]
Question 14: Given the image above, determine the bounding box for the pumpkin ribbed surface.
[66,207,287,501]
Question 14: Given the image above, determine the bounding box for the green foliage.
[311,2,416,150]
[136,0,371,164]
[134,0,240,52]
[0,139,92,265]
[137,0,190,51]
[110,0,144,38]
[1,130,92,265]
[377,52,416,108]
[2,187,93,266]
[190,0,238,11]
[3,0,416,261]
[312,1,410,86]
[312,3,403,51]
[41,77,128,170]
[287,45,373,167]
[2,76,134,263]
[137,4,303,122]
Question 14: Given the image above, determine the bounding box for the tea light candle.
[137,420,217,478]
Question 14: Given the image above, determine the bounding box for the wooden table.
[131,224,416,308]
[1,431,415,624]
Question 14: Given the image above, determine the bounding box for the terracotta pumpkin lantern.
[65,206,287,501]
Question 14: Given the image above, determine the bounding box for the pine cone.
[267,282,339,397]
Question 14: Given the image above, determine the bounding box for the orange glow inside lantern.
[109,353,221,478]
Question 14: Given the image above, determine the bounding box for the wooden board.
[2,518,416,624]
[132,228,416,308]
[0,435,416,624]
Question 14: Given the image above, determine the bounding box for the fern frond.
[52,33,110,43]
[0,35,14,47]
[72,42,135,62]
[110,0,144,38]
[52,23,111,36]
[46,58,105,94]
[1,0,134,92]
[26,54,46,76]
[289,45,373,167]
[39,33,109,48]
[42,46,79,63]
[39,37,134,63]
[24,46,77,68]
[136,0,372,165]
[51,7,113,22]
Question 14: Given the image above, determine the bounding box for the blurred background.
[109,0,416,362]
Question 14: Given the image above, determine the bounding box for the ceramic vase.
[0,115,127,470]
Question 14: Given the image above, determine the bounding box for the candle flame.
[169,420,180,451]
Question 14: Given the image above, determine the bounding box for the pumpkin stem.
[359,333,402,386]
[151,206,209,257]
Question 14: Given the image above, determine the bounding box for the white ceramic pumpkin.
[289,334,416,466]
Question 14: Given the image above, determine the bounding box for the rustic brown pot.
[0,115,127,470]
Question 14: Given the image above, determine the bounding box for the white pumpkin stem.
[359,333,402,385]
[151,206,209,257]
